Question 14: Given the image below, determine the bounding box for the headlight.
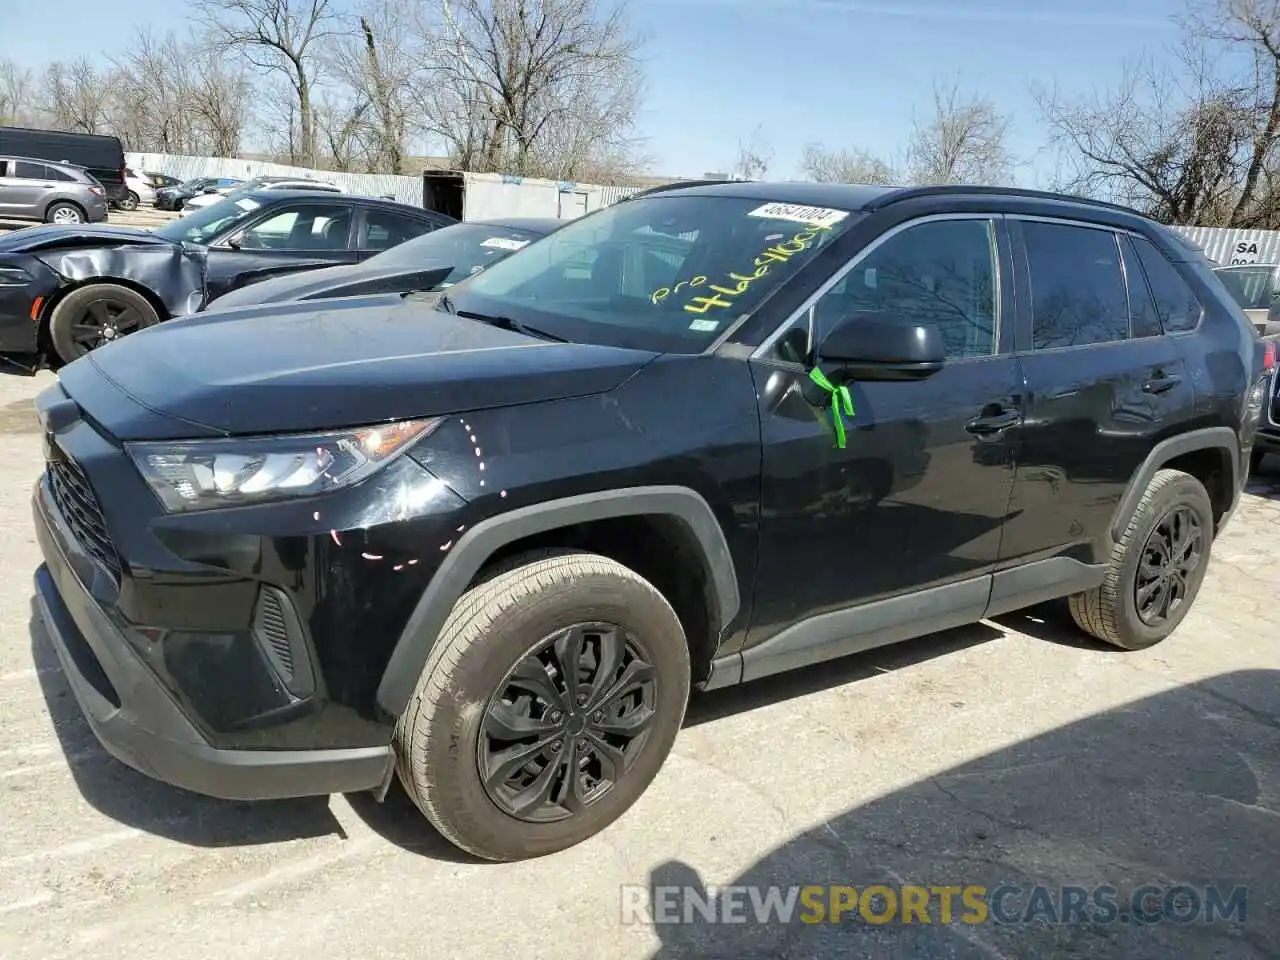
[126,418,442,513]
[0,267,32,286]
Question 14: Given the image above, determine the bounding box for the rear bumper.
[32,485,395,801]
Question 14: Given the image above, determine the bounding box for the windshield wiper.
[455,308,567,343]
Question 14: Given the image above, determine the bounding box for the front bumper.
[32,480,395,801]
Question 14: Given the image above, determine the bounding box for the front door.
[203,200,362,301]
[740,214,1022,679]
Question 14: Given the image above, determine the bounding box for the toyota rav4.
[30,181,1270,862]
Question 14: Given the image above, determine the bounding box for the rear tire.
[120,191,139,212]
[394,550,691,861]
[1068,469,1214,651]
[45,202,85,225]
[48,283,161,364]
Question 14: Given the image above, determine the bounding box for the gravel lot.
[0,367,1276,954]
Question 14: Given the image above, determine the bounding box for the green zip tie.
[808,367,855,448]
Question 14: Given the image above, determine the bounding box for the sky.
[3,0,1186,183]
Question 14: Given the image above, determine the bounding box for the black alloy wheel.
[48,283,161,364]
[478,622,657,823]
[68,298,148,354]
[1134,505,1204,627]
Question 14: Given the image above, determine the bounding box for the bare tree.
[194,0,340,167]
[189,46,254,156]
[415,0,647,178]
[732,127,773,180]
[906,80,1013,185]
[0,60,35,125]
[800,143,898,184]
[326,0,422,173]
[42,59,114,135]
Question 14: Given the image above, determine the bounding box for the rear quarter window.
[1131,236,1204,333]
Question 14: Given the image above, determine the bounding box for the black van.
[0,126,127,203]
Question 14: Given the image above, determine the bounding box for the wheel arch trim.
[1110,426,1240,542]
[375,485,740,718]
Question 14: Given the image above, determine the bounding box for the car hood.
[206,261,455,310]
[0,224,169,253]
[66,294,657,439]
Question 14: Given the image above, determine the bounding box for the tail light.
[88,186,104,197]
[1264,340,1276,371]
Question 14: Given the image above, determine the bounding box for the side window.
[240,203,353,250]
[13,160,47,180]
[1120,236,1162,339]
[364,210,433,251]
[1131,236,1204,333]
[44,165,75,183]
[809,217,999,361]
[1022,221,1128,350]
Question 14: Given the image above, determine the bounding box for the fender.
[1109,426,1240,542]
[375,485,741,718]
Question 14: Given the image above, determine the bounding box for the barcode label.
[747,202,849,228]
[481,237,531,251]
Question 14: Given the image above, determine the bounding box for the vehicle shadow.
[1245,457,1280,500]
[643,669,1280,959]
[29,603,346,848]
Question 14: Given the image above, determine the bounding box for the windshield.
[154,195,261,244]
[1214,265,1276,311]
[447,195,856,352]
[366,222,550,286]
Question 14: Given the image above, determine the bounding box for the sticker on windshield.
[481,237,530,252]
[747,202,848,228]
[689,318,719,332]
[234,198,260,212]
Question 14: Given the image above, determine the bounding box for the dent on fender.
[35,243,207,318]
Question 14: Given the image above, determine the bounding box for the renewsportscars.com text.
[620,884,1248,926]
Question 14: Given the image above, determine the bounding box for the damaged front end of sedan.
[0,226,207,371]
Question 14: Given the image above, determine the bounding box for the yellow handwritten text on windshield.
[650,275,707,305]
[682,223,833,315]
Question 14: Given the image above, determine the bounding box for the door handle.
[1142,375,1181,394]
[965,410,1020,435]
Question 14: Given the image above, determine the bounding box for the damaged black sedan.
[0,190,455,365]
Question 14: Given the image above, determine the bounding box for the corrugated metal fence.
[1167,225,1280,266]
[127,152,425,206]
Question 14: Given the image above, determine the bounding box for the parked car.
[29,181,1266,863]
[205,216,565,310]
[145,172,182,190]
[154,177,242,212]
[180,176,344,217]
[1212,262,1280,336]
[116,167,156,212]
[0,190,454,363]
[0,125,127,205]
[0,156,109,225]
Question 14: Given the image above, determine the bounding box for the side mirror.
[818,313,945,382]
[224,232,243,250]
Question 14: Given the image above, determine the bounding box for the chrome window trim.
[750,212,1002,361]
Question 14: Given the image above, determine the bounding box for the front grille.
[46,443,121,582]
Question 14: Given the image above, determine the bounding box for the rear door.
[201,199,362,300]
[0,160,56,218]
[997,217,1199,576]
[355,207,440,259]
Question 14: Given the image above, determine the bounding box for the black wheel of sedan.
[394,550,690,861]
[48,283,161,365]
[1069,468,1214,650]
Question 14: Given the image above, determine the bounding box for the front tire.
[1068,469,1214,650]
[48,283,161,364]
[394,550,691,861]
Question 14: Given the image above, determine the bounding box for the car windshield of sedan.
[154,197,262,245]
[447,195,857,353]
[365,222,551,287]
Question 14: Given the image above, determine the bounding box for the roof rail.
[617,178,746,202]
[868,184,1147,218]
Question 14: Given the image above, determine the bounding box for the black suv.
[30,182,1270,862]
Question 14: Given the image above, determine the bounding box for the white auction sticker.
[747,202,848,228]
[688,318,719,332]
[480,237,531,251]
[234,198,261,212]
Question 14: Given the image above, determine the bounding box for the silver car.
[0,156,110,225]
[1212,263,1280,337]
